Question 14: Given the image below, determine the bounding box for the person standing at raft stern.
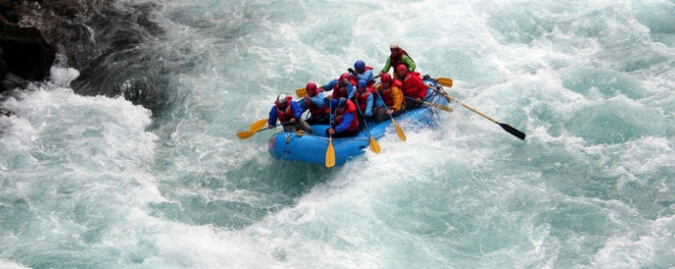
[268,94,314,134]
[326,97,360,138]
[378,42,416,77]
[395,64,427,110]
[300,82,329,125]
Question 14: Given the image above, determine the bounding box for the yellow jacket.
[374,84,403,111]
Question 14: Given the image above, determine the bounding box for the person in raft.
[395,64,427,110]
[349,60,375,85]
[350,79,374,122]
[321,73,355,100]
[268,93,314,134]
[378,42,416,77]
[372,73,404,123]
[326,97,360,138]
[299,82,330,125]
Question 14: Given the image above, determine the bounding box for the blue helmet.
[357,79,367,88]
[354,60,366,73]
[337,97,347,107]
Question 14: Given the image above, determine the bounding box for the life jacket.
[275,96,295,123]
[399,72,425,99]
[352,90,371,113]
[379,80,402,107]
[332,84,349,99]
[305,90,329,117]
[390,49,414,70]
[334,100,360,132]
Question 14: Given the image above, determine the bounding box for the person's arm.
[268,106,278,127]
[291,101,303,120]
[365,94,374,116]
[380,57,392,75]
[391,86,403,111]
[402,54,416,71]
[310,92,325,107]
[345,83,355,98]
[335,113,354,133]
[358,69,374,83]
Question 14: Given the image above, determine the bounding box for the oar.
[405,96,454,113]
[326,99,335,167]
[374,89,406,141]
[442,92,526,140]
[430,77,526,140]
[236,128,268,139]
[236,118,269,139]
[296,87,307,98]
[354,99,381,154]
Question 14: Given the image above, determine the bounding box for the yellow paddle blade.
[424,101,454,113]
[236,130,255,139]
[250,118,268,132]
[437,77,453,88]
[325,137,335,168]
[296,88,307,98]
[369,136,381,154]
[392,119,406,141]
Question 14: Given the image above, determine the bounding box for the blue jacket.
[354,69,374,84]
[349,90,374,117]
[298,91,326,112]
[268,100,303,125]
[330,99,357,133]
[324,79,355,98]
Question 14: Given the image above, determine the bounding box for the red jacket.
[399,72,427,99]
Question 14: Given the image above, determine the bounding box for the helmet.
[395,64,407,73]
[306,82,317,94]
[357,79,367,88]
[390,43,400,49]
[381,73,392,83]
[354,60,366,73]
[339,72,351,81]
[276,93,287,104]
[337,97,347,107]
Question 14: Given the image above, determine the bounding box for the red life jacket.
[332,84,349,99]
[275,96,294,123]
[305,90,329,117]
[389,49,414,70]
[399,72,426,99]
[334,100,360,132]
[352,90,371,112]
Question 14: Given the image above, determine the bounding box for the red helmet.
[306,82,317,95]
[381,73,392,83]
[395,64,407,73]
[339,73,351,82]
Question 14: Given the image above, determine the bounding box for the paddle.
[236,118,269,139]
[374,88,406,141]
[296,87,307,98]
[326,99,335,167]
[405,96,454,113]
[353,99,381,154]
[430,78,526,140]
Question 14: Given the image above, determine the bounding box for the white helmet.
[276,94,287,104]
[390,42,400,49]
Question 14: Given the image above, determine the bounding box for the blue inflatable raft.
[268,78,450,166]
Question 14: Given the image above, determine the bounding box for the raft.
[268,78,450,166]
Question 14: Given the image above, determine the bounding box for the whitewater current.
[1,0,674,268]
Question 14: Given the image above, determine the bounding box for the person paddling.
[373,73,403,123]
[268,94,313,134]
[395,64,427,110]
[326,97,360,138]
[299,82,329,125]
